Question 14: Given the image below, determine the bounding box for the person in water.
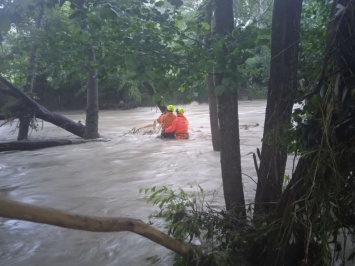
[164,108,189,140]
[156,105,176,139]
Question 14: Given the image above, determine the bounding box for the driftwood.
[0,138,108,152]
[0,76,85,138]
[0,198,194,258]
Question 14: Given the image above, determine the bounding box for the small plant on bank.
[140,185,252,266]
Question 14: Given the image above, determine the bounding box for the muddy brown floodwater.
[0,100,294,266]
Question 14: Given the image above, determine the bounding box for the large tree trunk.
[259,1,355,265]
[18,1,46,141]
[0,198,194,258]
[84,49,100,139]
[259,157,309,266]
[0,76,85,138]
[206,74,221,151]
[202,1,221,151]
[214,0,246,216]
[217,90,246,215]
[254,0,303,215]
[75,0,100,139]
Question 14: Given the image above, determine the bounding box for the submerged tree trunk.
[214,0,246,216]
[0,139,98,152]
[18,1,46,141]
[206,74,221,151]
[254,0,303,215]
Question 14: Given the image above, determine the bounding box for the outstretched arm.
[164,119,177,133]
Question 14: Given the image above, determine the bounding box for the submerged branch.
[0,138,109,152]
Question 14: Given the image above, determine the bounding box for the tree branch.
[0,75,86,138]
[0,87,18,97]
[142,81,166,112]
[0,198,194,258]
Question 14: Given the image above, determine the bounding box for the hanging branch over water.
[0,198,194,258]
[142,82,166,113]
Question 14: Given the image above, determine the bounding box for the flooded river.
[0,100,286,266]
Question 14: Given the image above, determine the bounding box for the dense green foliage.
[0,0,273,110]
[141,185,251,265]
[3,0,354,265]
[142,1,354,266]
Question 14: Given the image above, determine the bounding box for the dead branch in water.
[0,138,110,152]
[124,121,161,136]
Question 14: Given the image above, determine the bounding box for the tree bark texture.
[206,74,221,151]
[78,0,100,139]
[217,90,246,215]
[84,51,100,139]
[254,0,303,215]
[214,0,246,216]
[0,198,194,258]
[18,1,46,141]
[254,157,309,266]
[203,2,221,151]
[259,2,355,265]
[0,76,85,138]
[73,0,100,139]
[214,0,234,36]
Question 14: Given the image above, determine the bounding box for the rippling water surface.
[0,101,276,266]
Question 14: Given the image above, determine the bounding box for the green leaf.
[215,84,226,95]
[201,22,210,31]
[222,77,232,86]
[310,95,320,106]
[168,0,183,8]
[155,1,165,7]
[178,86,185,92]
[175,15,183,21]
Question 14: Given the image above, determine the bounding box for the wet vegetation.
[1,0,355,265]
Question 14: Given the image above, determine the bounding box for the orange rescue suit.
[157,112,176,132]
[164,114,189,140]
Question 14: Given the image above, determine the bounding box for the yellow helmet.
[167,105,175,112]
[176,108,184,114]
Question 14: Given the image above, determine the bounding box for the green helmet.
[176,108,184,114]
[167,105,175,112]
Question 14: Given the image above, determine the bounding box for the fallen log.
[0,76,85,138]
[0,138,106,152]
[0,198,194,258]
